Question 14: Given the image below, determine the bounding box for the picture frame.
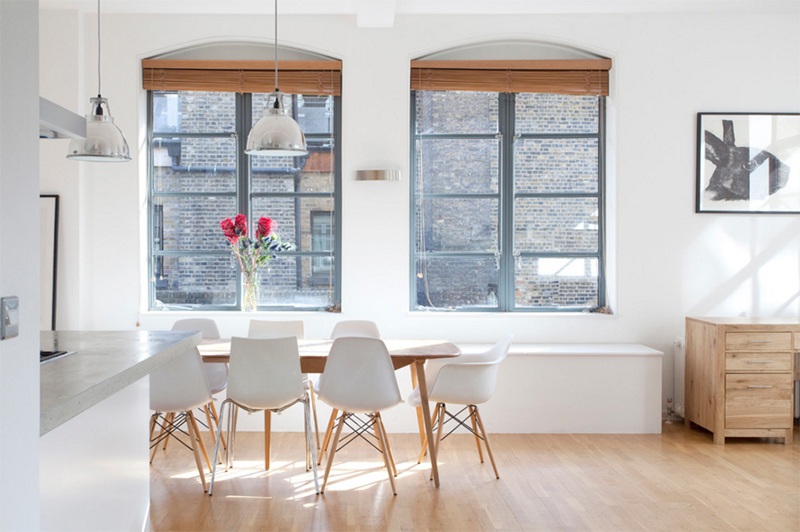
[39,194,59,330]
[696,112,800,213]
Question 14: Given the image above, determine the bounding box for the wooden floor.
[150,421,800,532]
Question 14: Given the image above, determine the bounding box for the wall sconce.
[355,169,401,181]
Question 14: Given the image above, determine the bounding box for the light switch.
[1,296,19,340]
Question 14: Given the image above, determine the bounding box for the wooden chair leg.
[161,412,175,451]
[184,410,208,492]
[374,413,397,495]
[264,410,271,471]
[431,403,446,481]
[321,412,346,493]
[209,401,227,450]
[473,407,499,479]
[418,405,440,464]
[188,411,212,473]
[372,413,397,477]
[309,385,320,450]
[150,413,166,464]
[469,405,484,463]
[318,408,338,465]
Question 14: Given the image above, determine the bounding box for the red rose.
[220,218,238,243]
[234,214,247,236]
[256,217,273,239]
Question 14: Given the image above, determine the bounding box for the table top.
[40,330,201,436]
[198,338,461,372]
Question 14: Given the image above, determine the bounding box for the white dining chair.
[316,337,402,495]
[171,318,227,455]
[246,319,319,459]
[407,335,512,479]
[150,347,214,492]
[317,320,387,468]
[208,336,319,496]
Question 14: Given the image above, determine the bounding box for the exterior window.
[411,91,605,312]
[148,90,341,310]
[310,210,333,281]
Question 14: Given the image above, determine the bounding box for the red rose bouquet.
[220,214,293,311]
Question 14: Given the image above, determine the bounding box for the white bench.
[456,343,664,434]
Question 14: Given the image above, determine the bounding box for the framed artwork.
[39,194,59,330]
[696,113,800,213]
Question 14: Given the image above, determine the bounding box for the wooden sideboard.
[685,317,797,444]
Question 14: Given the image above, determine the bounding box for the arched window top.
[416,40,608,62]
[151,41,338,63]
[411,40,610,96]
[143,42,341,95]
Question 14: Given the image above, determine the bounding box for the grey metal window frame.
[409,91,606,312]
[147,91,342,311]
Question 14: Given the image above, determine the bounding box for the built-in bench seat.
[452,343,664,434]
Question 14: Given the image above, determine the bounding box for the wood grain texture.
[686,317,796,444]
[149,423,800,532]
[726,351,793,372]
[725,374,793,429]
[725,332,792,351]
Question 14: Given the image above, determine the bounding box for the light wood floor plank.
[150,423,800,532]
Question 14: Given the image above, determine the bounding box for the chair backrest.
[427,335,513,406]
[226,336,305,410]
[330,320,381,339]
[248,319,305,340]
[424,335,513,389]
[171,318,227,393]
[150,347,212,413]
[171,318,221,339]
[317,337,401,413]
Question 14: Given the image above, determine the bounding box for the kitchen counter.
[39,330,200,436]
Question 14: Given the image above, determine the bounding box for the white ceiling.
[39,0,798,17]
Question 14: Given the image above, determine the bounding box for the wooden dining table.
[197,338,461,488]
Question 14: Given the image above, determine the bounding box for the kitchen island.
[40,330,201,531]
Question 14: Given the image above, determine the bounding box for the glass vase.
[242,271,259,312]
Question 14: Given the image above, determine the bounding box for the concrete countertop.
[40,330,201,436]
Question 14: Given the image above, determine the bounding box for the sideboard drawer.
[725,332,791,351]
[725,351,793,372]
[725,374,793,429]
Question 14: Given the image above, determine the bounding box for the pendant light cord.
[97,0,102,97]
[274,0,279,92]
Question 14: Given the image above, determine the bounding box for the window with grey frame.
[411,90,605,312]
[148,90,341,311]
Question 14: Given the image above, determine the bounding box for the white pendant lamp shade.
[246,92,308,156]
[246,0,307,157]
[67,97,131,162]
[67,0,130,163]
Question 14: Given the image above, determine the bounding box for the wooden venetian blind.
[142,59,342,95]
[410,59,611,95]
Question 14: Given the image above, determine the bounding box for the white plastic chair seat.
[405,336,513,407]
[205,363,229,395]
[150,347,213,413]
[170,318,228,395]
[227,336,305,411]
[317,337,401,414]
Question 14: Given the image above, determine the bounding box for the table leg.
[414,360,440,488]
[409,364,426,449]
[264,411,271,471]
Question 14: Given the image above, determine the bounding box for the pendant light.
[67,0,130,162]
[245,0,308,157]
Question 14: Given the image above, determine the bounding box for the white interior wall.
[38,9,800,432]
[1,2,41,530]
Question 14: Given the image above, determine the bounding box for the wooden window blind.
[142,59,342,95]
[410,59,611,95]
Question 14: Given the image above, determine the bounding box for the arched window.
[144,43,341,311]
[410,41,610,312]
